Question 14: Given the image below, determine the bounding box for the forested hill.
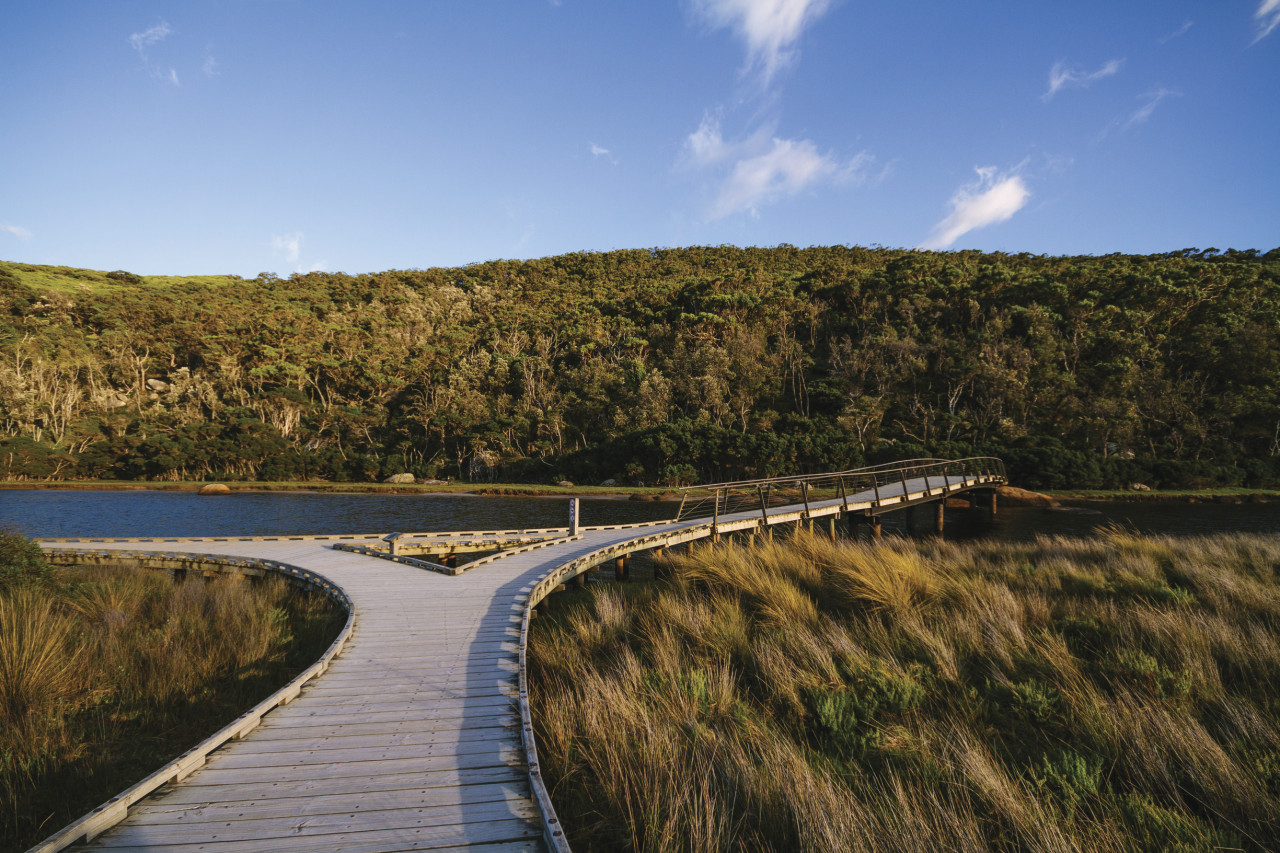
[2,246,1278,490]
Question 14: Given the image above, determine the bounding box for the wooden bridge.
[30,457,1005,853]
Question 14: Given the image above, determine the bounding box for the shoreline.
[3,480,1275,504]
[0,480,682,501]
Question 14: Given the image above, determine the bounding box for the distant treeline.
[1,245,1278,489]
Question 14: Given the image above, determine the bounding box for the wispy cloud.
[272,232,303,264]
[128,21,171,54]
[1160,20,1194,43]
[203,55,219,77]
[590,142,617,164]
[686,115,874,219]
[1125,88,1179,128]
[691,0,834,85]
[1256,0,1280,42]
[920,167,1030,251]
[1043,59,1124,101]
[1,224,33,241]
[128,20,181,86]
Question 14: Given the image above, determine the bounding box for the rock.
[1129,482,1152,491]
[599,478,617,487]
[383,473,416,484]
[421,478,448,486]
[198,483,231,496]
[103,394,128,408]
[556,481,574,488]
[995,485,1059,507]
[146,378,170,392]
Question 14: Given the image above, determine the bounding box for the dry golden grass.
[531,528,1280,852]
[0,542,343,853]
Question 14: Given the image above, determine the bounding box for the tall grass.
[0,534,344,852]
[529,529,1280,852]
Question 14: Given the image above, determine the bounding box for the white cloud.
[920,167,1031,251]
[1256,0,1280,42]
[685,116,873,219]
[167,68,180,86]
[1160,20,1194,43]
[1125,88,1179,128]
[203,55,219,77]
[589,142,617,164]
[128,21,171,55]
[692,0,834,84]
[272,232,303,264]
[1,224,33,241]
[1043,59,1124,101]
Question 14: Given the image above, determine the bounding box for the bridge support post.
[990,489,998,518]
[828,516,838,541]
[870,517,883,541]
[572,572,586,589]
[615,555,629,581]
[652,547,666,580]
[934,502,945,535]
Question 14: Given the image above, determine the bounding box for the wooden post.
[870,517,883,541]
[990,489,998,518]
[934,502,945,534]
[652,546,666,580]
[828,516,837,541]
[615,555,629,581]
[572,572,586,589]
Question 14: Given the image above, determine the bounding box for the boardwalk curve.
[30,458,1004,853]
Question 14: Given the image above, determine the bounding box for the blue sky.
[1,1,1277,277]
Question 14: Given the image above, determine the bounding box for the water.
[0,489,677,539]
[0,489,1277,541]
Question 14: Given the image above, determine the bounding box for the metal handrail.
[675,457,1006,523]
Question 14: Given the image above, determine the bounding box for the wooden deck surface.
[35,468,1002,853]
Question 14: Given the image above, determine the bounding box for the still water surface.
[0,489,1277,541]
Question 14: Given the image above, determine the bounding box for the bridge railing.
[674,456,1006,523]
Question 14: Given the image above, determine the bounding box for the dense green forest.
[1,246,1277,490]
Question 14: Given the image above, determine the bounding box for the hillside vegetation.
[1,246,1277,489]
[530,531,1280,852]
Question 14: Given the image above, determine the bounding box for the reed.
[530,528,1280,852]
[0,534,344,852]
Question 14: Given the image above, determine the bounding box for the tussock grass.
[530,529,1280,851]
[0,533,344,852]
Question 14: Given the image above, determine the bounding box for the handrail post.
[675,492,688,522]
[758,485,769,527]
[838,476,848,512]
[900,468,909,502]
[712,488,720,538]
[873,473,881,505]
[801,481,811,518]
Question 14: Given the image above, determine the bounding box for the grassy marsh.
[0,533,344,852]
[530,529,1280,852]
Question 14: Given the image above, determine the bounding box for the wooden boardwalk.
[33,459,1004,853]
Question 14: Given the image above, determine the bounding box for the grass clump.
[0,532,345,852]
[530,529,1280,851]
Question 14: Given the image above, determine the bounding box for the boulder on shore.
[198,483,231,496]
[556,480,575,488]
[996,485,1058,507]
[383,473,416,484]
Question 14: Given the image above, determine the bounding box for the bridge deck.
[35,471,1001,853]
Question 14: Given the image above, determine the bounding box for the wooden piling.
[934,501,945,534]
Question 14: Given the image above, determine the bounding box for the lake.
[0,488,1277,541]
